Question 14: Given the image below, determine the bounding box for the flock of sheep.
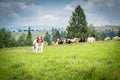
[51,37,96,45]
[104,36,120,41]
[52,36,120,45]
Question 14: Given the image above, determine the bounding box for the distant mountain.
[6,26,63,32]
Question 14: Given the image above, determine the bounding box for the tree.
[60,31,66,39]
[117,29,120,37]
[0,28,5,48]
[51,27,57,41]
[66,5,88,38]
[0,28,17,48]
[88,24,98,38]
[53,30,60,42]
[44,31,51,45]
[26,27,32,46]
[9,36,17,47]
[17,33,27,46]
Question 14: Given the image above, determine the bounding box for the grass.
[0,41,120,80]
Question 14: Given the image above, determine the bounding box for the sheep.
[104,37,111,41]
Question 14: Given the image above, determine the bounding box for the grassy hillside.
[0,41,120,80]
[12,30,51,40]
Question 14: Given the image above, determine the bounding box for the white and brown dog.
[33,36,44,53]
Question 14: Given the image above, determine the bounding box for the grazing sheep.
[79,37,86,42]
[112,36,120,41]
[65,39,73,44]
[104,37,111,41]
[87,37,95,42]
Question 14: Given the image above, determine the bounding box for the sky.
[0,0,120,28]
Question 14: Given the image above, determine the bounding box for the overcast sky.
[0,0,120,28]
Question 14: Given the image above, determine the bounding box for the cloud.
[43,15,59,21]
[0,0,120,27]
[86,12,108,26]
[64,4,74,11]
[0,1,70,27]
[71,0,119,10]
[63,0,120,26]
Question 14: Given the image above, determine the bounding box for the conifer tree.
[44,31,51,45]
[53,30,60,42]
[26,27,32,46]
[66,5,88,38]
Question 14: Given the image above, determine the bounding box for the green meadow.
[0,41,120,80]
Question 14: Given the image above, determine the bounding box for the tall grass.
[0,41,120,80]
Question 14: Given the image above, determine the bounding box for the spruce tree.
[88,24,97,37]
[117,29,120,37]
[17,33,27,46]
[26,27,32,46]
[27,27,32,39]
[66,5,88,38]
[53,30,60,42]
[44,31,51,45]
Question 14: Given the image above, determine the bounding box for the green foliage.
[117,29,120,37]
[44,31,51,45]
[0,41,120,80]
[27,27,32,40]
[52,29,60,42]
[9,37,17,47]
[99,29,116,40]
[88,24,98,38]
[0,28,5,48]
[0,28,17,48]
[60,31,66,39]
[26,27,32,46]
[0,27,33,48]
[54,30,60,41]
[17,33,27,46]
[66,5,88,38]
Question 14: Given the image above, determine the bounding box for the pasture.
[11,30,50,40]
[0,41,120,80]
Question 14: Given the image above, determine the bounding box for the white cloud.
[86,12,108,26]
[69,0,116,10]
[63,0,120,26]
[12,12,20,18]
[15,2,28,10]
[1,0,120,27]
[64,4,74,11]
[43,15,59,21]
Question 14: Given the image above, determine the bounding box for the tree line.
[0,27,32,48]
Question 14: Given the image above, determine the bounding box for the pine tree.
[88,24,97,37]
[0,28,5,48]
[44,31,51,45]
[53,30,60,42]
[117,29,120,37]
[26,27,32,46]
[66,5,88,38]
[51,28,57,41]
[60,31,66,39]
[17,33,27,46]
[27,27,32,39]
